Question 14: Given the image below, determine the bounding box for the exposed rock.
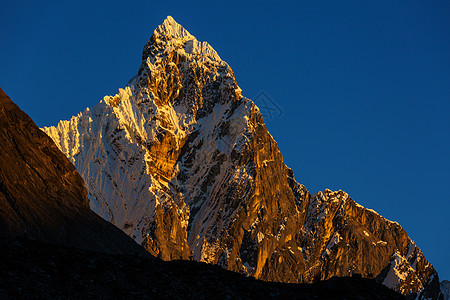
[43,16,442,298]
[0,87,405,299]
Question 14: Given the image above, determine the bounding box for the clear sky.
[1,1,449,279]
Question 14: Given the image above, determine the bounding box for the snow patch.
[257,232,265,243]
[382,252,423,295]
[322,231,342,257]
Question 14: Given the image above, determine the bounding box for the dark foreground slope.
[0,237,405,300]
[0,87,145,255]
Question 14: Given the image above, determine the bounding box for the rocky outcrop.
[43,16,441,298]
[0,87,146,255]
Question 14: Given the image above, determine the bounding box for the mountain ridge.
[0,86,147,256]
[43,16,443,299]
[0,87,407,299]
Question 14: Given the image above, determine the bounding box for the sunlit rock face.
[43,16,441,298]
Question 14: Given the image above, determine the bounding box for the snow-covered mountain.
[43,16,442,298]
[0,88,406,299]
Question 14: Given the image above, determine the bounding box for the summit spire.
[154,15,193,40]
[141,16,220,63]
[42,17,442,299]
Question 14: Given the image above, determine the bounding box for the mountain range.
[0,86,405,299]
[40,16,445,299]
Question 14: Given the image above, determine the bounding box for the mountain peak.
[154,15,193,40]
[141,16,220,63]
[163,15,175,23]
[43,17,442,299]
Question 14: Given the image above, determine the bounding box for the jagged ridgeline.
[43,16,442,299]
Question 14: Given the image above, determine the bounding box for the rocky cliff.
[43,16,442,298]
[0,87,146,255]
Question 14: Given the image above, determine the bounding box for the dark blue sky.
[1,1,449,279]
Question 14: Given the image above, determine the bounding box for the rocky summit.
[43,16,443,299]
